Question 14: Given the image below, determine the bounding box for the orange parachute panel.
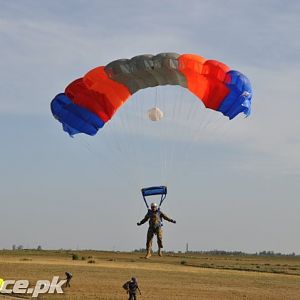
[65,78,116,122]
[83,66,131,110]
[178,55,230,110]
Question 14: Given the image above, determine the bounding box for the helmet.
[150,203,158,210]
[131,277,137,282]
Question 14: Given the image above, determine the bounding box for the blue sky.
[0,0,300,253]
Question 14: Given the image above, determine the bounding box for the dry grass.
[0,250,300,299]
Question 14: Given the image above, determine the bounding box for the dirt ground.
[0,250,299,299]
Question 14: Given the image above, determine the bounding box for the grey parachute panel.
[104,53,187,94]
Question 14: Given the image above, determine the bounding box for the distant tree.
[259,251,275,256]
[12,245,16,250]
[17,245,23,250]
[37,245,42,250]
[133,248,146,253]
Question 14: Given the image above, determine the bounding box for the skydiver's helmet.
[131,277,137,282]
[151,203,158,211]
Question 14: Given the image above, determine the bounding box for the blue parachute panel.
[218,70,252,119]
[51,93,105,136]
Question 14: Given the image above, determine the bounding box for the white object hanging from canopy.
[148,107,164,121]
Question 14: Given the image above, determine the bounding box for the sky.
[0,0,300,253]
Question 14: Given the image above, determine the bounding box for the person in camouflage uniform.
[65,272,72,288]
[122,277,141,300]
[137,202,176,259]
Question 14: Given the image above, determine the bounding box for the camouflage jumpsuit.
[122,280,140,300]
[139,209,175,250]
[65,272,72,288]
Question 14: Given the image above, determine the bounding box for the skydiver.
[122,277,141,300]
[137,202,176,259]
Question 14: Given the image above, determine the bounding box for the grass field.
[0,250,300,299]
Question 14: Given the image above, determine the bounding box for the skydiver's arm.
[161,212,176,223]
[138,214,150,225]
[137,286,142,295]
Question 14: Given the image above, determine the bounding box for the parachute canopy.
[141,186,167,208]
[142,186,167,197]
[51,53,252,136]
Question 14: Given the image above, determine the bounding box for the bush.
[199,263,211,268]
[88,259,96,264]
[72,254,80,260]
[180,260,187,265]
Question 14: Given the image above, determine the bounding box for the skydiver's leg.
[146,227,154,258]
[157,228,163,256]
[157,228,163,248]
[146,227,154,250]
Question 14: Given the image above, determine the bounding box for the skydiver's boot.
[145,249,152,259]
[158,248,163,257]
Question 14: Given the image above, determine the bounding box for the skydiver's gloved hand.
[137,222,142,226]
[171,220,176,224]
